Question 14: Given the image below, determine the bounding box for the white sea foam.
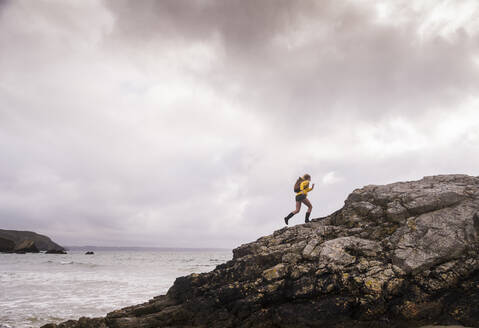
[0,249,231,328]
[59,261,74,265]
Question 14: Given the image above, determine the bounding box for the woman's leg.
[302,198,313,222]
[293,200,302,214]
[284,201,302,225]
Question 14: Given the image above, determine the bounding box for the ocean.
[0,248,232,328]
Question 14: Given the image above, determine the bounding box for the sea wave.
[45,260,99,267]
[60,261,74,265]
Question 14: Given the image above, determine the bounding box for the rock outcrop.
[14,239,40,253]
[0,229,64,252]
[0,236,15,252]
[42,175,479,328]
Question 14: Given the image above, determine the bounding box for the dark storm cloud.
[0,0,10,9]
[105,0,479,129]
[105,0,305,48]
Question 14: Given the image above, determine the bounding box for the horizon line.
[64,245,232,251]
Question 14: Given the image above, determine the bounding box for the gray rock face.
[43,175,479,328]
[390,205,476,273]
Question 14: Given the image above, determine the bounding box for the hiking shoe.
[305,219,310,223]
[284,217,289,225]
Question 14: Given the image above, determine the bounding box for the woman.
[284,174,315,225]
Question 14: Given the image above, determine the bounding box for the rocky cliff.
[0,229,64,252]
[43,175,479,328]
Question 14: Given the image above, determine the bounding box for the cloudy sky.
[1,0,478,248]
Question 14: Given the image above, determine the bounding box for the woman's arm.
[302,181,314,193]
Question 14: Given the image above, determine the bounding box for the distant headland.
[0,229,65,253]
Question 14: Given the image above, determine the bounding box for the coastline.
[41,175,479,328]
